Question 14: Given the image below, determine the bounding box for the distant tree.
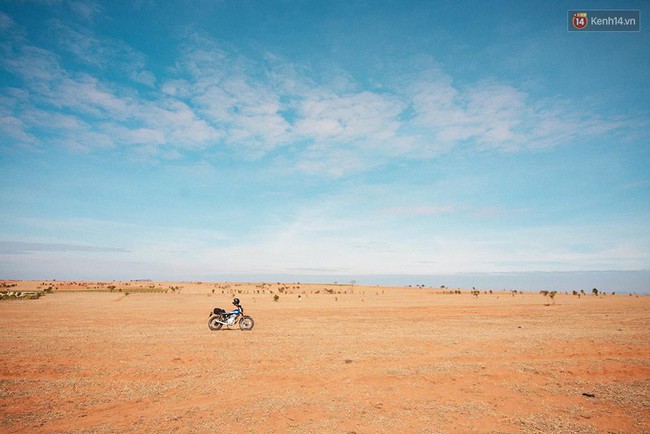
[592,288,599,296]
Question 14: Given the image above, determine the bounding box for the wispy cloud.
[68,0,103,22]
[2,11,640,177]
[51,20,156,88]
[0,240,128,254]
[383,205,456,216]
[406,74,632,153]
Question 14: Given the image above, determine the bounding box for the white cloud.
[0,27,223,154]
[53,74,132,117]
[0,114,36,145]
[68,0,103,22]
[0,19,640,176]
[407,75,631,154]
[50,19,156,88]
[104,125,166,146]
[294,90,404,144]
[130,70,156,87]
[137,99,221,148]
[161,79,192,98]
[0,11,13,31]
[293,147,366,178]
[2,45,64,84]
[383,205,456,216]
[186,56,292,154]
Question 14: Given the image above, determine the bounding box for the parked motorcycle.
[208,298,254,331]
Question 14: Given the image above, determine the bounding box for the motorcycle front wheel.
[208,315,223,331]
[239,315,254,331]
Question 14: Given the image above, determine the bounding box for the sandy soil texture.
[1,281,649,433]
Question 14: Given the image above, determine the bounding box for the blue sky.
[1,0,649,291]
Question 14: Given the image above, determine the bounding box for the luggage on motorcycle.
[208,302,254,331]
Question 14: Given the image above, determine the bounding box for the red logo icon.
[573,12,588,29]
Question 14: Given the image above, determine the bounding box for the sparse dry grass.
[0,283,648,433]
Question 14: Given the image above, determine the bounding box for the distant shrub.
[273,294,279,302]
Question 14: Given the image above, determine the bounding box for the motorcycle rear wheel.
[208,315,223,331]
[239,315,254,331]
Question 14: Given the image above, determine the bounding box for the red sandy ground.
[0,281,648,433]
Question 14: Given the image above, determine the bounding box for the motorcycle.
[208,299,254,331]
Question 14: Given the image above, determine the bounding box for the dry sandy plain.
[1,280,648,433]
